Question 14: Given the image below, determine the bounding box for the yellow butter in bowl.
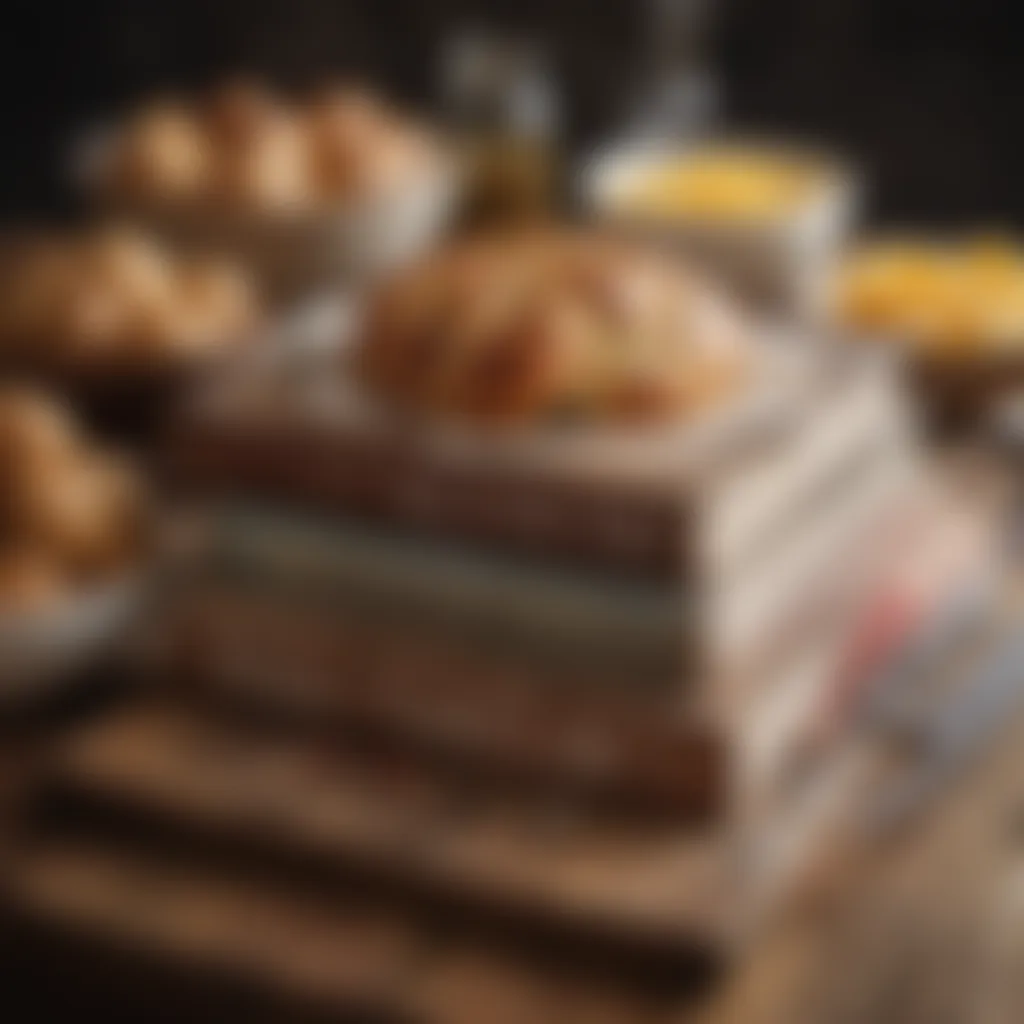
[614,148,826,224]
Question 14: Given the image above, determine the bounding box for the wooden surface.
[697,726,1024,1024]
[4,458,1019,1024]
[4,587,1024,1024]
[696,579,1024,1024]
[6,660,1024,1024]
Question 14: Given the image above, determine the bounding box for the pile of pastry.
[0,388,145,611]
[357,230,751,425]
[0,227,257,375]
[103,81,437,215]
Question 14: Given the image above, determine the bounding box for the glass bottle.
[442,31,561,228]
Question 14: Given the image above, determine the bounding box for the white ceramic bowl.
[581,139,859,322]
[0,574,147,705]
[77,127,461,302]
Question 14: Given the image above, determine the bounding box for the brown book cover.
[165,341,872,579]
[130,484,939,826]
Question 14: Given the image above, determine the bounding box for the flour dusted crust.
[356,232,751,425]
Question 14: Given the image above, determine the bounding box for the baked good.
[0,227,257,374]
[303,85,433,202]
[0,387,146,597]
[104,80,437,214]
[108,100,210,203]
[205,83,310,212]
[355,232,751,425]
[12,448,143,575]
[0,385,78,472]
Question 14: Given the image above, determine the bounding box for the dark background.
[0,0,1020,226]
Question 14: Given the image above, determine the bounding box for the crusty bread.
[356,231,751,425]
[0,228,256,374]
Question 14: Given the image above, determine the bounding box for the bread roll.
[111,101,208,202]
[357,232,751,425]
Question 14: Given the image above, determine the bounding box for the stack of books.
[154,333,938,916]
[2,327,1000,1021]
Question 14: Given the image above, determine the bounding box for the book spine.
[151,586,723,820]
[169,423,687,579]
[203,507,691,681]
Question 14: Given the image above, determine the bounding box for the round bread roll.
[104,81,435,213]
[140,259,254,357]
[0,387,83,549]
[11,448,143,575]
[0,387,146,604]
[204,81,313,210]
[111,101,208,202]
[309,108,433,201]
[211,116,312,212]
[0,387,79,482]
[83,227,176,305]
[304,87,390,198]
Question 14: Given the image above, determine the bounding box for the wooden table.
[2,457,1022,1024]
[698,607,1024,1024]
[5,671,1024,1024]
